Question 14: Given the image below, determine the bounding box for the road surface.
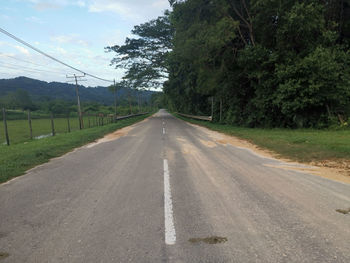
[0,110,349,262]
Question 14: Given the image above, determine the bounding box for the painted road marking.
[163,128,166,134]
[164,159,176,245]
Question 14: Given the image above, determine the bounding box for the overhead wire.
[0,52,52,68]
[0,61,67,75]
[0,64,61,75]
[0,27,114,83]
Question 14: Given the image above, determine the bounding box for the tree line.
[108,0,350,128]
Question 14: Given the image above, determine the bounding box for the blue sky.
[0,0,170,87]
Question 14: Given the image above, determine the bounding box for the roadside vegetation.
[110,0,350,129]
[0,114,151,184]
[175,114,350,164]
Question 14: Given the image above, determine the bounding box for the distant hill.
[0,77,157,105]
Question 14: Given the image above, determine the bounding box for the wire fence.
[1,108,148,146]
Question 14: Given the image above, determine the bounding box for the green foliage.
[3,89,35,110]
[163,0,350,128]
[106,11,173,90]
[175,114,350,163]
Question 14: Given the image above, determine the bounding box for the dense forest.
[109,0,350,128]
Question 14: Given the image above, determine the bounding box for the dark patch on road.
[336,208,350,215]
[0,252,9,260]
[189,236,228,244]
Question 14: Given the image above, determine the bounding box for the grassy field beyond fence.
[0,113,152,183]
[175,114,350,163]
[0,113,133,145]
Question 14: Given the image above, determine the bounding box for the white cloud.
[88,0,169,23]
[34,2,62,11]
[76,0,86,7]
[55,47,67,54]
[51,34,89,47]
[25,16,44,23]
[14,45,30,55]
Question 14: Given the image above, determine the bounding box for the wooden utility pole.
[67,74,85,129]
[67,113,71,133]
[50,112,55,136]
[128,91,132,114]
[114,79,117,122]
[2,108,9,146]
[28,110,33,139]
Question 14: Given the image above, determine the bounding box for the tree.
[106,11,173,90]
[164,0,350,127]
[5,89,35,110]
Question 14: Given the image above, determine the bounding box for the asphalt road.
[0,109,349,262]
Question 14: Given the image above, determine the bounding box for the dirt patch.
[189,236,228,244]
[191,124,277,160]
[199,139,217,148]
[86,126,134,148]
[336,208,350,215]
[188,123,350,185]
[176,137,199,155]
[311,160,350,174]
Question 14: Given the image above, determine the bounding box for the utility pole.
[67,74,85,129]
[114,79,117,122]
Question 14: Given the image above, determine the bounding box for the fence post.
[2,108,9,146]
[28,110,33,139]
[51,112,55,136]
[67,113,71,133]
[88,115,91,128]
[219,98,222,123]
[211,96,214,122]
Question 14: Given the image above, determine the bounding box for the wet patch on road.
[0,252,9,260]
[336,208,350,215]
[189,236,228,244]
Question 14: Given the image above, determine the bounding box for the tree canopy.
[164,0,350,128]
[109,0,350,128]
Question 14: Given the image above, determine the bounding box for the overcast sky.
[0,0,170,87]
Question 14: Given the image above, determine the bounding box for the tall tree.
[106,11,173,90]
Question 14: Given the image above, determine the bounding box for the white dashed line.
[163,128,165,134]
[163,159,176,245]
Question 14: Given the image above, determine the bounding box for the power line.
[0,61,66,75]
[0,52,51,68]
[0,64,64,75]
[0,27,114,83]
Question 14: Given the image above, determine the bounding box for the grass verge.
[174,114,350,164]
[0,114,151,183]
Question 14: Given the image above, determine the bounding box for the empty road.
[0,110,349,262]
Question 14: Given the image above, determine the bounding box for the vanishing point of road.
[0,110,349,262]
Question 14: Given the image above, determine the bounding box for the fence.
[1,108,148,146]
[176,112,212,122]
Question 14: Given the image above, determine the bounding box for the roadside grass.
[174,114,350,163]
[0,114,151,183]
[0,116,104,145]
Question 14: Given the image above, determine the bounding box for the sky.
[0,0,170,87]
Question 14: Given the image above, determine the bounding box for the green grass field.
[175,114,350,163]
[0,116,115,145]
[0,114,151,183]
